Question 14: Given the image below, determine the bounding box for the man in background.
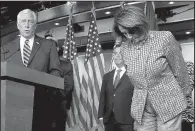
[98,46,134,131]
[46,35,74,131]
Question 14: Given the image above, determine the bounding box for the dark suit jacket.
[59,58,74,110]
[1,35,61,77]
[98,70,134,124]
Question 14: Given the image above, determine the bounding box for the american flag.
[63,13,84,130]
[82,11,105,130]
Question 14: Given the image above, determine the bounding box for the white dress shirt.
[113,66,126,84]
[20,36,34,64]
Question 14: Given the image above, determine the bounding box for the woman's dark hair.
[113,25,126,39]
[113,5,149,42]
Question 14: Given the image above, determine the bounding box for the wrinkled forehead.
[19,12,35,21]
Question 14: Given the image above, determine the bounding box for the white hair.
[17,9,38,23]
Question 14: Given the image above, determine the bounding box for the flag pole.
[120,1,125,8]
[91,1,96,20]
[69,3,74,61]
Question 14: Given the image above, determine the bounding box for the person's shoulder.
[60,58,71,64]
[60,58,72,67]
[149,30,173,39]
[104,70,114,77]
[149,31,175,48]
[35,35,55,46]
[35,35,45,41]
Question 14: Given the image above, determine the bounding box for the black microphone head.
[1,50,9,54]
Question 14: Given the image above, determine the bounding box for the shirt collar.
[115,66,126,72]
[20,35,35,42]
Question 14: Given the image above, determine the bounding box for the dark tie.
[114,69,121,88]
[23,39,31,66]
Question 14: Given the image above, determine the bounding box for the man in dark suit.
[1,9,62,131]
[46,35,74,131]
[98,46,134,131]
[1,9,61,76]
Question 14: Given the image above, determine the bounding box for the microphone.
[1,50,9,54]
[4,48,20,61]
[1,46,8,60]
[1,48,20,54]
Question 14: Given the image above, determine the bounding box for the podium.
[1,62,64,131]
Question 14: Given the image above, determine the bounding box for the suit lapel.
[115,71,126,89]
[27,35,42,66]
[109,70,115,87]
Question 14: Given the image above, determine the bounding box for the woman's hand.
[114,37,122,49]
[115,36,122,44]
